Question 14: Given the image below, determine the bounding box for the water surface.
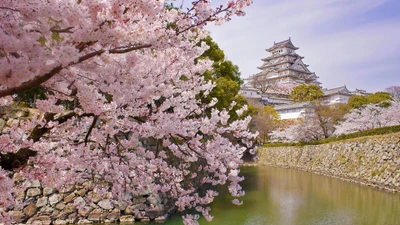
[139,166,400,225]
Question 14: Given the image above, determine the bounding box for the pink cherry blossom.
[0,1,255,224]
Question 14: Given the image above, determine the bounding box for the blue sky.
[201,0,400,92]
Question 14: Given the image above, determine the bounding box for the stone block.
[124,205,135,215]
[106,209,120,222]
[131,203,146,211]
[53,219,68,225]
[119,215,135,224]
[78,206,92,217]
[64,193,76,203]
[31,180,41,188]
[77,219,93,224]
[55,202,66,210]
[43,187,56,196]
[74,196,85,207]
[67,213,79,224]
[155,216,166,223]
[36,196,48,208]
[6,118,19,127]
[60,185,74,194]
[145,209,161,220]
[63,203,76,214]
[24,203,38,218]
[87,191,101,203]
[8,210,26,223]
[39,206,54,214]
[75,188,87,197]
[12,173,25,183]
[140,217,150,223]
[15,191,26,202]
[88,208,103,222]
[37,215,51,225]
[98,199,113,210]
[49,194,63,205]
[0,118,5,129]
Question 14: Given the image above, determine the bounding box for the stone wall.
[257,132,400,192]
[7,174,172,224]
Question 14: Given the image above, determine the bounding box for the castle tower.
[243,38,320,97]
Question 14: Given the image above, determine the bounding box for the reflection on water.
[132,167,400,225]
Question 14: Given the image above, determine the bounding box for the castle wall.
[257,133,400,192]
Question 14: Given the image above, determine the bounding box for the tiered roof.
[267,38,299,52]
[322,86,352,96]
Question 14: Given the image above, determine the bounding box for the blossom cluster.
[334,101,400,135]
[0,1,255,224]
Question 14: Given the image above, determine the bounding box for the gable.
[291,59,310,73]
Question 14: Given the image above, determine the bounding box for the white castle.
[240,38,367,119]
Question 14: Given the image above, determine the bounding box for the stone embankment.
[7,175,171,224]
[257,133,400,192]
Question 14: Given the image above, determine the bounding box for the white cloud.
[207,0,399,92]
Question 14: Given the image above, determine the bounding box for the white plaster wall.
[240,90,260,98]
[278,110,304,120]
[327,94,349,104]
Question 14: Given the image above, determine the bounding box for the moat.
[140,166,399,225]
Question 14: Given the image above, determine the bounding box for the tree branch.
[109,44,152,54]
[0,44,151,98]
[0,65,63,98]
[50,27,74,33]
[85,115,98,146]
[0,6,19,12]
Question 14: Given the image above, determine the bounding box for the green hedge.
[263,125,400,147]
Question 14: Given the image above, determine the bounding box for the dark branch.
[0,43,151,98]
[50,27,74,33]
[85,116,98,146]
[0,6,19,12]
[0,65,63,98]
[109,44,152,54]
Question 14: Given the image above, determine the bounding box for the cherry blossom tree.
[385,86,400,99]
[270,102,349,143]
[270,117,325,143]
[334,101,400,135]
[0,1,255,224]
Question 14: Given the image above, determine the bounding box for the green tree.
[198,36,248,121]
[368,92,392,104]
[290,84,324,102]
[348,92,392,109]
[347,95,369,109]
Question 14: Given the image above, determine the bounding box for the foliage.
[290,84,324,102]
[197,36,248,122]
[264,125,400,147]
[348,92,392,109]
[14,86,47,107]
[0,1,254,224]
[248,105,279,143]
[347,95,369,109]
[334,100,400,135]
